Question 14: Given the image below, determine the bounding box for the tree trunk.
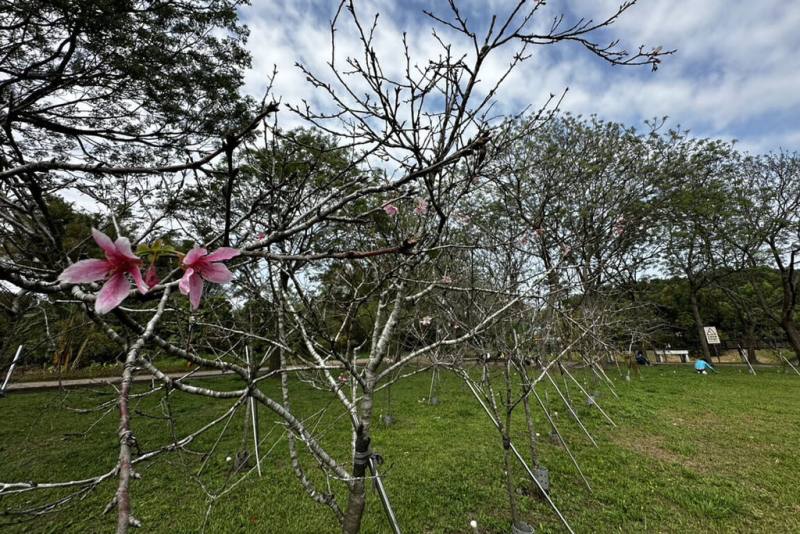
[342,366,378,534]
[689,289,711,360]
[522,391,538,468]
[341,426,369,534]
[782,319,800,363]
[502,441,519,525]
[115,361,134,534]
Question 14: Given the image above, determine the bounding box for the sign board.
[704,326,720,345]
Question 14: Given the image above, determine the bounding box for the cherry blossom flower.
[257,232,266,240]
[179,246,240,309]
[58,228,147,314]
[420,315,432,326]
[414,198,428,215]
[144,264,160,289]
[383,203,399,217]
[440,275,453,284]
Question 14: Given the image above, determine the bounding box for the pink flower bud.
[144,264,160,288]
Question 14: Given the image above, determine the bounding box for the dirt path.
[3,369,235,392]
[2,360,370,393]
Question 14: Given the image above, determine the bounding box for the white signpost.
[704,327,720,345]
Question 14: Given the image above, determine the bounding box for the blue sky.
[240,0,800,154]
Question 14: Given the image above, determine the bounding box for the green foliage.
[628,270,787,351]
[3,0,253,151]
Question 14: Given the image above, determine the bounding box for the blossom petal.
[128,265,148,294]
[197,262,233,284]
[95,272,130,314]
[92,228,117,257]
[205,247,240,262]
[58,259,110,283]
[188,272,204,310]
[179,268,195,295]
[183,247,207,266]
[114,236,139,261]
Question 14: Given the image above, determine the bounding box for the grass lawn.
[1,366,798,533]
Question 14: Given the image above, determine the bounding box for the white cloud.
[240,0,800,153]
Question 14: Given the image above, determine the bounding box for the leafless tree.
[0,1,671,532]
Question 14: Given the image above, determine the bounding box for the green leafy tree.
[655,135,736,359]
[728,152,800,361]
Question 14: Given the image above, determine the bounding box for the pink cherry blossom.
[179,246,240,309]
[414,198,428,215]
[58,228,147,314]
[257,232,266,240]
[144,264,160,288]
[383,203,398,217]
[440,275,453,285]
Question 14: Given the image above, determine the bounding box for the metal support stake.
[779,352,800,376]
[531,388,592,492]
[737,344,756,375]
[368,455,401,534]
[245,346,262,477]
[560,364,617,427]
[544,372,598,447]
[462,376,575,534]
[1,345,23,395]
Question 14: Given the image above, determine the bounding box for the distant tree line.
[2,119,799,367]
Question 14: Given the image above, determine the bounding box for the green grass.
[1,366,799,533]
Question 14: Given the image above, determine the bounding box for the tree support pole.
[559,364,617,427]
[779,352,800,376]
[368,455,401,534]
[736,344,756,375]
[0,345,23,395]
[245,346,262,477]
[462,376,575,534]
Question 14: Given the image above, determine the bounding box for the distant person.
[694,357,716,374]
[635,350,650,366]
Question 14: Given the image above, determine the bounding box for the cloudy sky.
[239,0,800,154]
